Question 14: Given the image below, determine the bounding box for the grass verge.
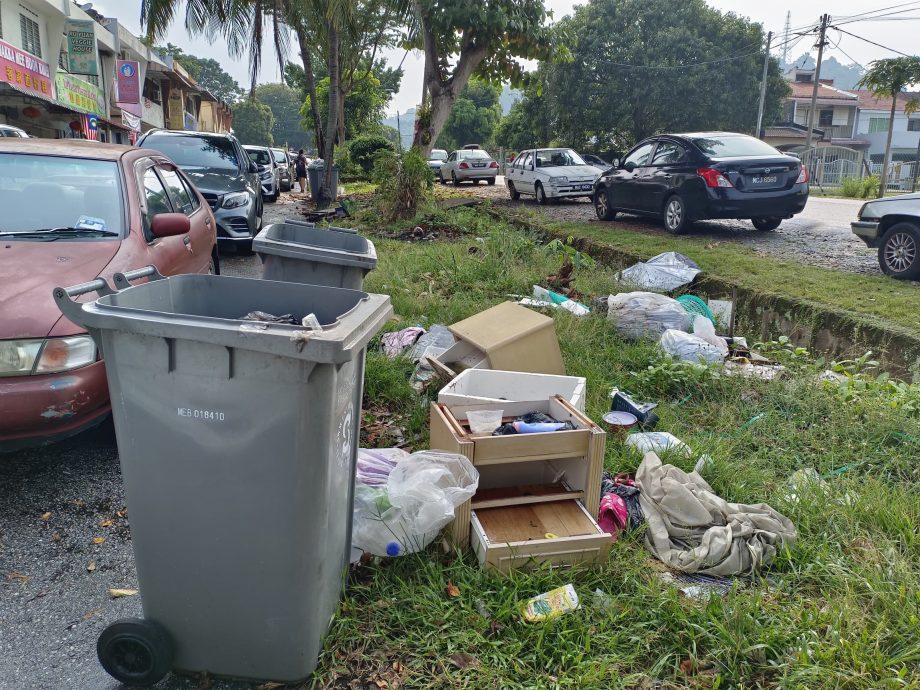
[312,204,920,690]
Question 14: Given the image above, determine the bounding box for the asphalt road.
[0,196,304,690]
[470,177,878,274]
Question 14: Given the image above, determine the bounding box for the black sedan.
[593,132,809,234]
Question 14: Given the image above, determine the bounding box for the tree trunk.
[337,88,346,146]
[878,92,898,198]
[320,23,340,206]
[296,28,324,156]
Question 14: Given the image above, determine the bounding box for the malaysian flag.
[83,114,99,141]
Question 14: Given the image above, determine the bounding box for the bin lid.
[55,274,392,364]
[253,223,376,269]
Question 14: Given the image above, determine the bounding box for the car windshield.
[430,150,448,161]
[459,150,490,160]
[691,136,781,158]
[144,135,239,170]
[271,149,287,164]
[245,148,273,165]
[0,153,123,236]
[536,149,586,167]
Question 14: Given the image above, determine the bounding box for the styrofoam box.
[438,369,586,412]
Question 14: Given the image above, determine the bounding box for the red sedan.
[0,139,217,450]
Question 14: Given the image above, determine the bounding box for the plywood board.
[475,500,599,543]
[470,483,583,509]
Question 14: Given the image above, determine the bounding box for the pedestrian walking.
[294,149,308,195]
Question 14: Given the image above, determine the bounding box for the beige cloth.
[635,452,796,576]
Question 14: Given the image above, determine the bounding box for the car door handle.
[204,217,212,226]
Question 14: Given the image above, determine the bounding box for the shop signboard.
[65,19,98,76]
[116,59,142,116]
[56,72,105,116]
[0,37,53,99]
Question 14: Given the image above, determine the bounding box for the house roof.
[788,81,858,102]
[852,89,920,112]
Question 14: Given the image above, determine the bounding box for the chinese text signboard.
[0,38,53,99]
[55,73,105,116]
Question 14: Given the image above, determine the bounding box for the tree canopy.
[254,83,309,150]
[232,99,274,147]
[436,80,502,151]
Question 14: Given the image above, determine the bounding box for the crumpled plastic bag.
[607,292,691,340]
[691,315,729,358]
[660,329,726,364]
[625,432,691,457]
[352,451,479,557]
[617,252,701,292]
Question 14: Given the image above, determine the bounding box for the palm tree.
[856,56,920,198]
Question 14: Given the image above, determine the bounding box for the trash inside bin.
[54,267,392,685]
[254,222,377,290]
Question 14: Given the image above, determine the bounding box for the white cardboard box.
[438,369,587,412]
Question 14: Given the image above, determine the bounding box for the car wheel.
[536,182,548,205]
[451,171,459,186]
[752,216,782,231]
[439,171,446,185]
[487,178,496,186]
[594,188,616,220]
[879,222,920,280]
[508,182,520,201]
[663,194,690,234]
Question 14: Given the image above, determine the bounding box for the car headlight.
[259,170,273,180]
[857,203,879,221]
[549,176,568,185]
[0,336,96,377]
[222,192,250,209]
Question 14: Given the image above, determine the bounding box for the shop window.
[20,13,41,58]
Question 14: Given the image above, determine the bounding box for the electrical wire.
[832,1,920,24]
[832,26,915,58]
[832,5,920,28]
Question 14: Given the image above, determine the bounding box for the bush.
[348,134,395,177]
[862,174,880,198]
[840,176,863,198]
[372,147,433,221]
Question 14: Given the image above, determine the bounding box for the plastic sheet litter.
[691,315,729,357]
[381,326,426,358]
[408,325,456,389]
[659,328,726,364]
[352,451,479,557]
[240,311,297,324]
[607,292,691,339]
[617,252,701,292]
[518,286,590,316]
[625,432,691,457]
[600,473,644,531]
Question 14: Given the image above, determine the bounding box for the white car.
[506,148,602,204]
[0,124,30,138]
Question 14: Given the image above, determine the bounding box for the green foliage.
[862,174,881,199]
[254,83,309,150]
[348,134,395,176]
[544,236,597,269]
[495,84,551,151]
[302,72,392,141]
[154,43,242,104]
[372,148,434,220]
[839,176,863,198]
[231,99,274,147]
[435,80,502,151]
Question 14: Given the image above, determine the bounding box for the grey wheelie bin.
[253,221,377,290]
[307,162,339,201]
[54,267,392,686]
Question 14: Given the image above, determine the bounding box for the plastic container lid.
[602,411,638,427]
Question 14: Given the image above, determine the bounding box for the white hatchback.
[506,148,603,204]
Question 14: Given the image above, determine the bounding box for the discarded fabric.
[600,472,644,530]
[492,411,575,435]
[617,252,701,292]
[607,292,691,339]
[636,452,797,576]
[381,326,426,358]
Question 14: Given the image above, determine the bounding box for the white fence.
[799,146,918,191]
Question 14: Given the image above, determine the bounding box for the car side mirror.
[623,160,637,172]
[249,161,258,174]
[151,213,191,238]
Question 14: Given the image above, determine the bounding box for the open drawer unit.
[429,395,606,550]
[471,499,611,573]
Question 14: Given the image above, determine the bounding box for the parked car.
[0,139,217,450]
[439,147,499,185]
[243,144,281,202]
[580,153,612,170]
[592,132,809,234]
[851,192,920,279]
[427,149,448,176]
[136,129,262,252]
[0,124,30,137]
[272,147,294,191]
[506,148,602,204]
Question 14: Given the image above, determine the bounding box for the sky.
[94,1,919,114]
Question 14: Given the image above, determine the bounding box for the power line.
[832,1,920,24]
[832,26,915,58]
[833,5,920,27]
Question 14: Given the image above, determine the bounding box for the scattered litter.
[675,295,714,324]
[381,326,425,358]
[108,588,139,598]
[466,409,503,434]
[817,369,848,383]
[607,292,691,339]
[446,581,461,598]
[693,455,713,475]
[617,252,701,292]
[609,389,659,429]
[521,584,580,622]
[636,452,796,576]
[598,493,628,538]
[690,316,729,357]
[724,360,785,380]
[660,329,726,364]
[592,588,614,609]
[408,325,456,389]
[602,411,638,439]
[600,473,644,531]
[625,432,691,457]
[356,448,408,487]
[657,571,734,601]
[241,311,297,324]
[351,451,478,558]
[491,411,575,435]
[707,299,734,328]
[518,286,590,316]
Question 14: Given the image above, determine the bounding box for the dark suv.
[593,132,809,234]
[137,130,263,251]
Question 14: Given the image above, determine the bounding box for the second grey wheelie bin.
[54,267,392,686]
[253,222,377,290]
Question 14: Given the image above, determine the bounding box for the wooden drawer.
[470,499,611,573]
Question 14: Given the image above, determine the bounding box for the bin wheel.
[97,618,174,686]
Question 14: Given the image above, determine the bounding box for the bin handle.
[113,265,165,290]
[52,277,115,326]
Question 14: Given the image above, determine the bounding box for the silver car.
[243,145,281,202]
[439,146,498,185]
[852,192,920,279]
[271,148,294,192]
[427,149,448,176]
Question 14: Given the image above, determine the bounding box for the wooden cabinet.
[430,395,610,570]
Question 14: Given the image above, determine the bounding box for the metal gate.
[799,146,867,187]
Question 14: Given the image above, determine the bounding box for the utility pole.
[804,14,829,157]
[781,12,792,66]
[755,31,773,138]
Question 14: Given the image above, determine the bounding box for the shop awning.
[0,80,57,106]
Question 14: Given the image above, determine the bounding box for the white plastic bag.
[691,316,729,358]
[352,451,479,557]
[659,329,726,364]
[625,432,691,457]
[607,292,691,340]
[617,252,701,292]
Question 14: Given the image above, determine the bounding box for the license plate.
[752,175,778,185]
[473,163,486,168]
[579,184,592,191]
